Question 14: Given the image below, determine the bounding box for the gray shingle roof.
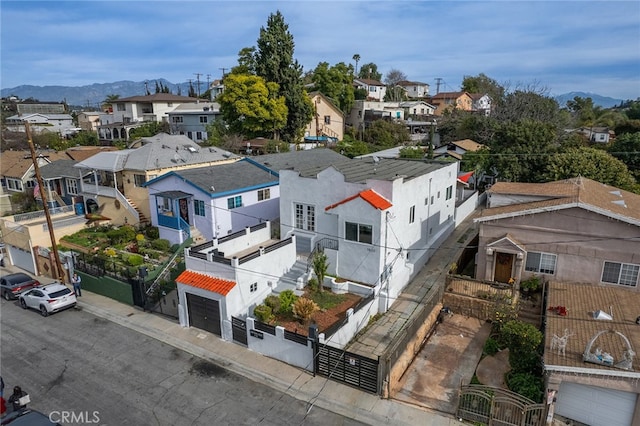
[39,159,82,179]
[168,159,279,195]
[250,149,348,172]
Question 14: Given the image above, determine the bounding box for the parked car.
[19,283,76,317]
[1,408,61,425]
[0,273,40,301]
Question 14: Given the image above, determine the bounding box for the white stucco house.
[278,156,459,312]
[354,78,387,102]
[143,158,280,245]
[167,102,222,143]
[5,113,77,135]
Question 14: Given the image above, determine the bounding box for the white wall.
[246,318,314,371]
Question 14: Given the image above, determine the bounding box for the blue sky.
[1,1,639,100]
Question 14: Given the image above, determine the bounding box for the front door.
[179,198,189,224]
[494,252,513,283]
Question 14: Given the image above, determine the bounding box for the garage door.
[186,293,221,336]
[7,245,36,274]
[556,382,636,426]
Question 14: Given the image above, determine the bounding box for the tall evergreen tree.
[254,11,312,142]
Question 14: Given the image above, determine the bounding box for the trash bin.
[74,203,85,215]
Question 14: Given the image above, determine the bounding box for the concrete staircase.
[190,226,206,244]
[126,197,148,225]
[272,259,308,296]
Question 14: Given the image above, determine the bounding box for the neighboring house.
[278,156,458,312]
[544,281,640,426]
[470,93,492,116]
[76,111,103,132]
[209,79,224,100]
[305,92,344,143]
[345,100,404,133]
[167,102,221,143]
[400,100,436,119]
[0,150,69,215]
[578,126,613,144]
[396,80,430,99]
[353,78,387,102]
[474,177,640,287]
[73,133,239,226]
[5,113,77,136]
[38,159,90,209]
[433,139,486,161]
[143,158,280,245]
[97,93,200,142]
[429,91,473,116]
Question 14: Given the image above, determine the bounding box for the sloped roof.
[74,150,133,172]
[545,281,640,375]
[123,133,238,171]
[396,80,429,87]
[431,91,470,100]
[452,139,485,152]
[176,270,236,296]
[65,146,118,162]
[457,171,474,183]
[325,189,393,212]
[148,158,278,196]
[39,159,82,179]
[250,149,348,172]
[478,177,640,226]
[354,78,385,86]
[0,150,69,179]
[168,102,220,113]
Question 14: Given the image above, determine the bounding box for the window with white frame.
[196,131,202,140]
[409,206,415,224]
[194,200,205,216]
[134,174,146,187]
[345,222,372,244]
[294,203,315,231]
[172,116,183,123]
[445,185,453,200]
[525,252,557,274]
[258,188,270,201]
[66,179,78,195]
[602,261,639,287]
[227,196,242,209]
[116,103,125,111]
[6,178,22,191]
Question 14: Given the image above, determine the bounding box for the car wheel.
[40,305,49,317]
[3,291,10,301]
[20,299,27,309]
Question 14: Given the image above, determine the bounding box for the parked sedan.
[0,272,40,301]
[19,283,76,317]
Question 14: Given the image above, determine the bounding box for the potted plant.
[520,276,540,293]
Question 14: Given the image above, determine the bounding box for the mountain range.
[0,81,626,110]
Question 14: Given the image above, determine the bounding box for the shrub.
[510,349,542,374]
[144,226,159,239]
[136,233,146,242]
[127,254,144,266]
[278,290,298,314]
[106,225,136,245]
[253,304,273,322]
[170,243,181,253]
[292,297,319,324]
[500,320,543,355]
[264,295,281,314]
[151,238,171,251]
[506,372,544,403]
[483,337,500,356]
[307,277,319,292]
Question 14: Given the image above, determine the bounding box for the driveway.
[393,314,492,413]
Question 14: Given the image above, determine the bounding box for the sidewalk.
[76,291,463,426]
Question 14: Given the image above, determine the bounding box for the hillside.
[553,91,624,109]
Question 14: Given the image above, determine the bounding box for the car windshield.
[49,288,71,298]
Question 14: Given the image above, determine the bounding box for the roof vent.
[611,200,627,208]
[187,146,198,153]
[609,190,622,197]
[592,310,613,320]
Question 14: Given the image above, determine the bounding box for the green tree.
[129,121,170,139]
[232,47,256,75]
[544,147,638,193]
[399,146,424,158]
[254,11,313,143]
[217,73,287,139]
[625,99,640,120]
[312,250,328,293]
[461,73,505,103]
[311,61,355,113]
[335,135,369,158]
[357,62,382,81]
[566,96,599,126]
[607,132,640,179]
[69,130,99,146]
[364,120,410,147]
[101,94,119,112]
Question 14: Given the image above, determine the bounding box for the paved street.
[0,297,366,426]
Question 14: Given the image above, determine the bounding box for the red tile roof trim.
[177,270,236,296]
[325,189,392,211]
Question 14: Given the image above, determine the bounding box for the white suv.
[19,283,77,317]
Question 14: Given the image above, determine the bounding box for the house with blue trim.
[143,158,280,245]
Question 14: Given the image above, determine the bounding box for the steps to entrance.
[273,259,307,296]
[126,197,148,225]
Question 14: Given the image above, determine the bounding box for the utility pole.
[25,122,66,284]
[434,78,443,94]
[219,68,227,78]
[194,73,202,98]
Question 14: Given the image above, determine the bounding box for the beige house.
[429,91,473,116]
[434,138,486,161]
[305,92,344,142]
[76,111,103,132]
[474,177,640,287]
[73,133,239,226]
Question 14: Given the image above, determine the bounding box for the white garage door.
[556,382,636,426]
[7,245,36,274]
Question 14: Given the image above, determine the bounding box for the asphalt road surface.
[0,298,366,426]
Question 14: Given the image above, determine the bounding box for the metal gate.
[186,293,221,336]
[315,343,379,394]
[457,385,546,426]
[231,316,247,346]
